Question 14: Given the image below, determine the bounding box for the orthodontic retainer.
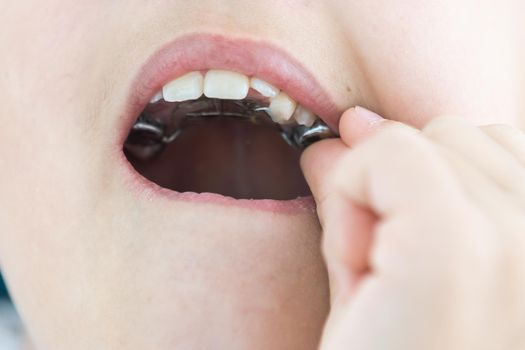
[124,97,337,160]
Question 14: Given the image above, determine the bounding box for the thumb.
[300,106,390,202]
[300,107,389,301]
[339,106,387,147]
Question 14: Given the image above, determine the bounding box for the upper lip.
[118,32,342,145]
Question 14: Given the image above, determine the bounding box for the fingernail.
[353,106,384,125]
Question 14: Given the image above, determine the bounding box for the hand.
[301,107,525,350]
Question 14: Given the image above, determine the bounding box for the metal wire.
[124,98,337,160]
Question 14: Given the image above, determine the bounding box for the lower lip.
[115,33,333,213]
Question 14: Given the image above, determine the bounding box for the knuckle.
[315,190,335,220]
[366,121,423,152]
[422,115,465,138]
[379,120,420,136]
[481,123,523,137]
[376,124,434,160]
[481,123,512,131]
[344,120,439,178]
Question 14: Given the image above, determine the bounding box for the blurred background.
[0,273,8,298]
[0,271,24,350]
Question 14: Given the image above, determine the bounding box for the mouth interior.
[124,98,310,200]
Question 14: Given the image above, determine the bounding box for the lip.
[116,32,339,212]
[120,32,341,144]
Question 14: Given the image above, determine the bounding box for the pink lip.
[117,32,338,213]
[120,33,340,143]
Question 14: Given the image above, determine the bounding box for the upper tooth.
[163,72,204,102]
[268,92,297,124]
[204,70,249,100]
[250,78,279,98]
[159,70,313,128]
[149,90,163,104]
[294,106,317,127]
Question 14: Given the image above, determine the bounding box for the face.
[0,1,522,349]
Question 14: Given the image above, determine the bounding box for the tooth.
[268,92,297,124]
[204,70,249,100]
[149,90,163,104]
[250,78,279,98]
[163,72,204,102]
[294,105,317,127]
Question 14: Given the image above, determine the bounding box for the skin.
[303,110,525,349]
[0,1,523,349]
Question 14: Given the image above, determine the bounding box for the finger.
[339,107,419,148]
[436,145,525,222]
[332,124,460,215]
[318,130,493,350]
[300,138,348,204]
[320,195,376,302]
[480,124,525,166]
[338,107,385,147]
[301,138,376,296]
[423,116,525,196]
[317,125,475,283]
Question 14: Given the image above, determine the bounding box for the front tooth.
[268,92,297,124]
[204,70,249,100]
[294,105,317,127]
[163,72,204,102]
[149,90,163,104]
[250,78,279,98]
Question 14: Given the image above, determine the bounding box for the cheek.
[0,0,120,139]
[331,0,520,128]
[0,188,329,347]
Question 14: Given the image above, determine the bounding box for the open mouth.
[120,34,340,202]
